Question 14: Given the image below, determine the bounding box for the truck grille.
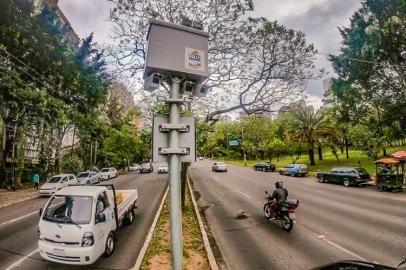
[46,252,80,262]
[44,238,80,246]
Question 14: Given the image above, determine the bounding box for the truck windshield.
[43,195,93,224]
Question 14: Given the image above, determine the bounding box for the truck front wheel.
[103,232,115,257]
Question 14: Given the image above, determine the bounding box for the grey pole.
[168,77,183,270]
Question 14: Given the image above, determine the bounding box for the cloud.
[253,0,362,101]
[58,0,113,45]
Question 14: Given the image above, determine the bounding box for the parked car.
[253,162,276,172]
[140,162,153,173]
[39,174,78,196]
[279,164,308,177]
[198,157,204,161]
[317,167,371,187]
[77,171,100,185]
[38,185,138,265]
[157,162,169,174]
[99,167,118,180]
[129,163,141,171]
[212,162,228,172]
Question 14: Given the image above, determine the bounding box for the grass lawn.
[225,146,406,176]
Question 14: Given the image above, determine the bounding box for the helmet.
[275,181,283,188]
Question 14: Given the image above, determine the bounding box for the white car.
[38,185,138,265]
[198,157,204,161]
[212,162,228,172]
[99,167,118,180]
[76,171,100,185]
[129,164,140,171]
[39,174,78,196]
[157,162,169,174]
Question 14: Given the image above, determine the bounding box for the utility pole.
[168,77,183,269]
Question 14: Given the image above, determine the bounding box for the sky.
[58,0,362,109]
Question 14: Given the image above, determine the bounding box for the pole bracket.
[158,147,190,155]
[159,124,190,132]
[165,98,184,104]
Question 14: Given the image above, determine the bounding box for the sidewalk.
[0,188,40,209]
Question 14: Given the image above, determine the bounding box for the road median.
[139,176,213,270]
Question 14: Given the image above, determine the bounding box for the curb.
[187,176,219,270]
[131,186,169,270]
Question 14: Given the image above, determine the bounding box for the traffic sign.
[229,140,240,146]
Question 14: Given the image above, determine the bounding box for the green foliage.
[102,125,141,169]
[61,155,82,175]
[329,0,406,154]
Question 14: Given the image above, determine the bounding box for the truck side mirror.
[39,208,43,217]
[96,213,106,224]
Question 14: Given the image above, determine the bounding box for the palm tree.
[285,107,334,165]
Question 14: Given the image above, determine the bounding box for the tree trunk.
[317,146,323,161]
[0,122,7,187]
[383,147,387,157]
[308,145,316,165]
[344,135,349,159]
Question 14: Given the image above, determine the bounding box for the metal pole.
[168,77,183,270]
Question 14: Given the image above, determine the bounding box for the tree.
[330,0,406,155]
[285,107,334,165]
[108,1,319,122]
[102,125,141,170]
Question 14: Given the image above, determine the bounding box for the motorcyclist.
[267,181,288,217]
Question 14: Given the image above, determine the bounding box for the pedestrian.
[33,172,39,190]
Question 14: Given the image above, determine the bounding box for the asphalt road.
[0,170,167,270]
[189,160,406,270]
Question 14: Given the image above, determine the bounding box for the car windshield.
[100,168,109,172]
[217,162,226,165]
[142,163,150,167]
[47,176,62,183]
[356,168,368,175]
[77,172,89,178]
[43,195,93,224]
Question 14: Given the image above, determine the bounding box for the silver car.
[76,171,100,185]
[212,162,228,172]
[157,162,169,174]
[39,174,78,196]
[99,167,118,180]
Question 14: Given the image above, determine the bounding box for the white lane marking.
[5,249,38,270]
[131,187,169,270]
[0,211,37,227]
[325,239,367,261]
[236,189,253,199]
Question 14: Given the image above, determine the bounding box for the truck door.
[94,192,114,256]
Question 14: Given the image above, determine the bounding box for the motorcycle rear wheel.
[280,215,293,232]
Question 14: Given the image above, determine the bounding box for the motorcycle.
[263,191,299,232]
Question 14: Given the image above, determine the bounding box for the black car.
[317,167,370,187]
[253,162,276,172]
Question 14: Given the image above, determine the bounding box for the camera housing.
[144,73,162,92]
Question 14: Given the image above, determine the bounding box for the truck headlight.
[82,232,94,247]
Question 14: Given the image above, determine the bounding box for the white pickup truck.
[38,184,137,265]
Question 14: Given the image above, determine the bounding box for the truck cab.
[38,185,137,265]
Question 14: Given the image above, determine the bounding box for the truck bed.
[115,189,138,220]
